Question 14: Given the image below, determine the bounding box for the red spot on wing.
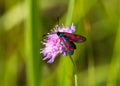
[76,35,80,39]
[64,32,69,36]
[67,47,73,50]
[64,41,69,45]
[76,35,81,42]
[69,39,73,42]
[71,34,75,39]
[59,37,64,41]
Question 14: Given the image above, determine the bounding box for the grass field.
[0,0,120,86]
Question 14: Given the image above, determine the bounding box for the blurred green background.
[0,0,120,86]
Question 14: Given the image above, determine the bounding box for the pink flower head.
[40,24,76,63]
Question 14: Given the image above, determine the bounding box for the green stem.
[107,20,120,86]
[65,0,75,26]
[25,0,41,85]
[69,55,78,86]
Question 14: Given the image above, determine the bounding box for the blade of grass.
[69,55,78,86]
[0,32,6,86]
[4,53,18,86]
[57,56,73,86]
[84,19,95,86]
[25,0,42,86]
[3,0,19,86]
[65,0,75,26]
[107,20,120,86]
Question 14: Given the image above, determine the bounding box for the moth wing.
[63,32,86,43]
[69,34,86,43]
[59,35,76,55]
[69,42,76,49]
[67,42,76,55]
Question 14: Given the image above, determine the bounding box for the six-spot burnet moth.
[56,32,86,55]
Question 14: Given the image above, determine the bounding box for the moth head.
[57,32,64,37]
[57,32,63,37]
[56,32,60,36]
